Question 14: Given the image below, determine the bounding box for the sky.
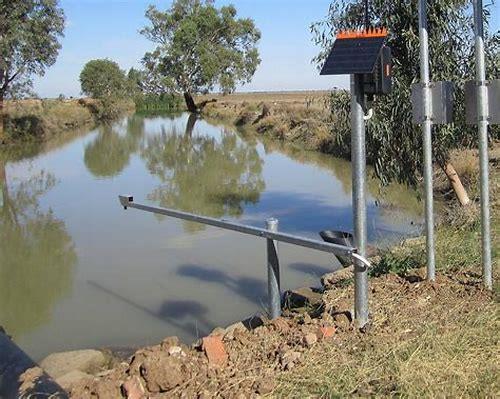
[33,0,499,99]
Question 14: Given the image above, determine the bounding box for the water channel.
[0,113,423,360]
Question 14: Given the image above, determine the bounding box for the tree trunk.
[183,92,198,113]
[0,94,5,143]
[441,161,470,206]
[185,113,197,137]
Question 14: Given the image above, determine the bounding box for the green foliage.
[312,0,499,186]
[0,0,65,99]
[140,0,261,97]
[134,93,183,112]
[80,59,128,99]
[370,249,424,277]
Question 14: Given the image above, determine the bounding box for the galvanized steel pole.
[473,0,492,289]
[351,74,368,327]
[418,0,436,281]
[266,218,281,319]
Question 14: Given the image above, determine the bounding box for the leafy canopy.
[312,0,499,187]
[80,59,128,99]
[141,0,261,95]
[0,0,65,99]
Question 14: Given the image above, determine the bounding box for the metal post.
[473,0,492,290]
[418,0,436,281]
[266,218,281,319]
[351,74,368,327]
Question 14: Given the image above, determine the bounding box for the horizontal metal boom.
[119,195,356,257]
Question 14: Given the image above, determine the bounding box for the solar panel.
[320,34,387,76]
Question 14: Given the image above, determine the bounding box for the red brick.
[202,336,228,367]
[318,326,336,339]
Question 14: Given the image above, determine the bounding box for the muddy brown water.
[0,113,423,361]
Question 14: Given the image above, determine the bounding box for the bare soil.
[68,267,498,398]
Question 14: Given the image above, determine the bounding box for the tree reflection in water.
[0,157,76,337]
[84,116,145,178]
[141,123,265,232]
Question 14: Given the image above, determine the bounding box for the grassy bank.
[200,92,499,397]
[2,97,135,144]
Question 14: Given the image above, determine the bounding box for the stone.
[318,326,336,339]
[268,317,290,333]
[161,336,180,351]
[303,333,318,347]
[224,322,247,340]
[40,349,107,379]
[283,287,324,309]
[321,266,354,289]
[140,353,185,392]
[202,336,228,367]
[121,376,146,399]
[168,346,185,357]
[56,370,92,391]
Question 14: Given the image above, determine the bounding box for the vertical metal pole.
[473,0,492,290]
[351,74,368,327]
[418,0,436,281]
[266,218,281,319]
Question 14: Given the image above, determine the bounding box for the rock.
[303,333,318,347]
[140,353,186,392]
[121,376,146,399]
[283,287,324,309]
[224,322,247,340]
[168,346,185,357]
[56,370,92,391]
[318,326,336,339]
[161,336,180,351]
[40,349,107,379]
[202,336,228,367]
[210,327,226,336]
[268,317,290,333]
[333,312,352,330]
[321,266,354,289]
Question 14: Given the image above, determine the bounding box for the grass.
[274,143,499,398]
[3,97,135,143]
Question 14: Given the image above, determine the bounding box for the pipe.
[473,0,492,289]
[418,0,436,281]
[351,74,369,328]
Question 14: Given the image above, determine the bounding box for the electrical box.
[320,28,392,96]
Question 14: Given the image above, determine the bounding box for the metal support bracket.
[465,79,500,124]
[411,81,454,124]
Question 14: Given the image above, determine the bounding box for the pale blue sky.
[33,0,499,98]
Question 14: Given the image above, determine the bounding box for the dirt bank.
[65,266,498,398]
[1,98,135,145]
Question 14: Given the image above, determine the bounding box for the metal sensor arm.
[118,195,371,268]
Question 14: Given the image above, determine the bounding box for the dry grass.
[3,98,134,143]
[276,269,499,398]
[197,90,330,111]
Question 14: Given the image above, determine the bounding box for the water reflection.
[141,125,265,231]
[84,116,145,178]
[0,158,76,337]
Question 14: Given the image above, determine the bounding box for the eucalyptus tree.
[141,0,261,113]
[0,0,65,141]
[312,0,499,205]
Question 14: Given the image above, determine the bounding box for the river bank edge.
[4,95,499,397]
[0,98,136,146]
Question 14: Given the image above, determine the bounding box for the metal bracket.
[411,81,454,124]
[465,79,500,124]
